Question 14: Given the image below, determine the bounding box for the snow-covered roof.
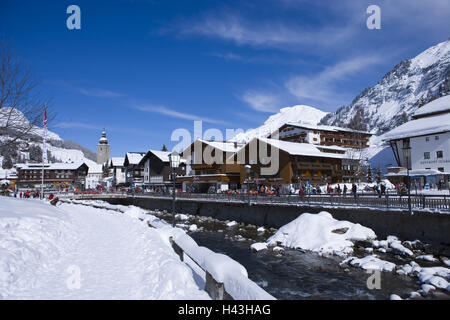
[385,169,449,177]
[413,95,450,118]
[283,122,372,135]
[88,164,103,174]
[109,157,124,167]
[150,150,171,162]
[15,162,87,170]
[258,138,346,159]
[198,139,244,153]
[125,152,145,165]
[383,112,450,141]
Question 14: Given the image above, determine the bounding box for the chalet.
[177,139,244,193]
[138,150,186,190]
[123,152,146,187]
[236,138,359,189]
[15,162,88,189]
[107,157,126,187]
[272,123,372,149]
[383,96,450,189]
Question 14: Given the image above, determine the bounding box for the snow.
[267,211,376,256]
[175,213,189,221]
[416,255,438,262]
[382,112,450,141]
[0,197,209,299]
[322,39,450,135]
[230,105,328,143]
[189,224,198,232]
[257,138,346,159]
[390,294,402,300]
[125,152,145,165]
[421,284,436,294]
[226,221,238,227]
[110,157,124,167]
[250,243,268,252]
[342,255,396,272]
[387,236,414,257]
[413,95,450,117]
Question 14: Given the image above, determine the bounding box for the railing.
[63,191,450,212]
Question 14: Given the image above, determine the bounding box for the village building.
[272,123,372,149]
[138,150,186,190]
[177,139,244,193]
[15,162,88,189]
[86,163,103,189]
[235,138,356,191]
[123,152,146,187]
[96,129,110,165]
[383,95,450,189]
[107,157,126,188]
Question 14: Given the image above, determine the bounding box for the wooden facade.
[275,123,372,149]
[16,163,88,188]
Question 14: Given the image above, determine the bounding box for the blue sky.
[1,0,449,156]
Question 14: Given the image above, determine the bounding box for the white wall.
[411,132,450,172]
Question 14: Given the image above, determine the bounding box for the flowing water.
[153,211,422,300]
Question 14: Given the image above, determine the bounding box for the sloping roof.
[198,139,244,153]
[15,162,87,170]
[413,95,450,118]
[282,122,372,135]
[257,138,346,159]
[88,164,103,174]
[125,152,145,165]
[150,150,171,162]
[110,157,124,167]
[383,112,450,141]
[385,169,449,177]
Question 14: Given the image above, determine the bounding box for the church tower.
[97,129,110,164]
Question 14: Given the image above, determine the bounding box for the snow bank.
[267,211,376,256]
[0,198,209,299]
[250,243,268,252]
[0,198,78,298]
[342,255,396,272]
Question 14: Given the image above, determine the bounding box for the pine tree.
[367,166,373,183]
[161,144,168,152]
[2,155,13,169]
[376,166,382,184]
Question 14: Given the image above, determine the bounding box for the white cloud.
[178,14,354,49]
[285,55,383,106]
[135,104,230,125]
[241,91,281,113]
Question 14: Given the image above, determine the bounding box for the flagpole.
[41,104,47,200]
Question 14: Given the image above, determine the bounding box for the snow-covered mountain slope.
[0,107,62,141]
[320,39,450,134]
[231,105,328,143]
[1,108,97,171]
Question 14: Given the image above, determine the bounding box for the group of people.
[18,190,41,199]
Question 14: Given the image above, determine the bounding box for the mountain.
[231,105,328,143]
[0,107,97,175]
[320,39,450,134]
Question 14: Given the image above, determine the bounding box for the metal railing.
[66,191,450,212]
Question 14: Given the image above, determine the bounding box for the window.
[438,168,444,172]
[426,137,430,142]
[435,136,439,140]
[424,152,430,159]
[436,151,443,158]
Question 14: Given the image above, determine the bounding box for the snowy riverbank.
[0,197,209,299]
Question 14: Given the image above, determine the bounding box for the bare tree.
[0,42,51,151]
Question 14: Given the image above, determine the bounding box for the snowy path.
[0,198,209,300]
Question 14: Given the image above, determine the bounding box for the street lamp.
[245,165,251,205]
[402,145,412,215]
[169,151,180,227]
